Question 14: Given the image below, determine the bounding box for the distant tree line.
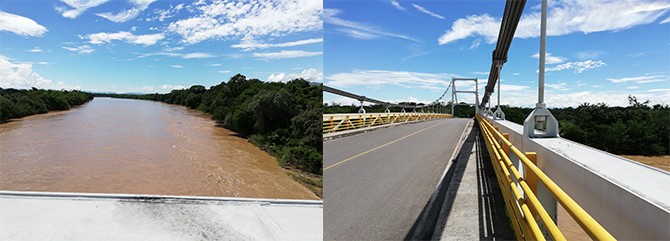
[0,88,93,123]
[324,96,670,156]
[95,74,323,175]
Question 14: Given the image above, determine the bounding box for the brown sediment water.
[0,97,318,200]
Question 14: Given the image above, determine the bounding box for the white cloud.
[0,55,79,90]
[438,0,670,45]
[390,0,405,11]
[140,86,156,92]
[161,84,185,90]
[438,14,500,44]
[546,60,606,73]
[136,52,181,58]
[501,90,670,107]
[661,15,670,23]
[546,82,570,90]
[326,69,453,91]
[531,52,567,64]
[0,11,48,37]
[56,0,109,19]
[472,71,489,75]
[170,65,183,68]
[627,86,640,89]
[252,50,322,59]
[150,3,184,22]
[96,0,157,22]
[607,75,667,83]
[325,8,418,42]
[412,4,445,19]
[182,52,215,59]
[217,70,231,74]
[207,63,222,67]
[396,96,433,105]
[87,31,164,46]
[323,96,360,106]
[167,0,322,44]
[96,9,142,23]
[335,28,378,40]
[62,45,95,54]
[231,37,323,51]
[28,47,43,53]
[267,68,323,82]
[500,84,530,91]
[575,51,605,60]
[469,39,481,49]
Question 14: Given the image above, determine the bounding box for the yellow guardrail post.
[502,133,510,155]
[329,116,334,133]
[525,152,539,219]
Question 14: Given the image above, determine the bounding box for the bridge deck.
[324,118,480,240]
[0,191,322,241]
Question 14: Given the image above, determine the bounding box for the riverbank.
[0,88,93,123]
[621,155,670,172]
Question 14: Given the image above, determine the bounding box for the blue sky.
[0,0,322,93]
[324,0,670,107]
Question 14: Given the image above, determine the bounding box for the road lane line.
[324,122,445,171]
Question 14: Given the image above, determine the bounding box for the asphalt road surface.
[324,118,471,240]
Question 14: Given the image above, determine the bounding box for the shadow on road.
[404,121,514,240]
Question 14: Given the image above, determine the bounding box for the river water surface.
[0,98,317,199]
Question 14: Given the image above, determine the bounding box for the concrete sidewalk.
[0,191,322,241]
[431,123,514,240]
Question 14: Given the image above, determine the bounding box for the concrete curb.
[405,119,474,240]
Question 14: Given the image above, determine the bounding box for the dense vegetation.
[95,74,323,175]
[324,96,670,156]
[0,88,93,123]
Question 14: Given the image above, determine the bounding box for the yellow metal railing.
[476,114,615,241]
[322,112,452,133]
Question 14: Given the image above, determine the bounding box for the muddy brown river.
[0,97,317,200]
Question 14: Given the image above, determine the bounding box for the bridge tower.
[450,77,479,115]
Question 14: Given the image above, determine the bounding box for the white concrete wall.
[0,191,323,241]
[484,116,670,240]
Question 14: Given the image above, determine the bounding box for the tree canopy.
[0,88,93,123]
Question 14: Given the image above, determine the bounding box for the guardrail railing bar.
[481,117,564,240]
[478,115,615,240]
[480,117,546,240]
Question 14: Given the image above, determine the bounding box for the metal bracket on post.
[523,0,558,138]
[357,98,366,114]
[401,106,406,113]
[384,104,391,113]
[524,103,559,138]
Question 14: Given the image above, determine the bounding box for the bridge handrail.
[476,114,615,240]
[322,112,451,134]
